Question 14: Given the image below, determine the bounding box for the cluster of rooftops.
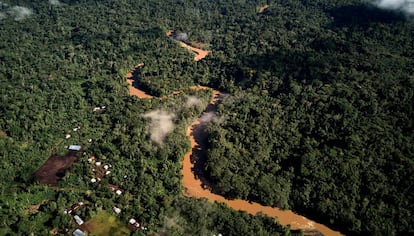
[56,122,148,235]
[63,201,147,235]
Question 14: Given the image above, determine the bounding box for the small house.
[73,229,84,236]
[88,156,95,163]
[74,215,84,225]
[113,206,121,214]
[68,145,82,151]
[127,218,140,231]
[72,202,84,211]
[64,202,84,215]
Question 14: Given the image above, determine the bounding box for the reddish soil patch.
[258,5,270,13]
[34,150,78,186]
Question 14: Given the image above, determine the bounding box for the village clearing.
[79,210,130,236]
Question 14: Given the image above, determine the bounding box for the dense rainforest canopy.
[0,0,413,235]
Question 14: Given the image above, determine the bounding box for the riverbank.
[166,30,211,61]
[181,89,342,236]
[125,63,152,99]
[125,40,342,236]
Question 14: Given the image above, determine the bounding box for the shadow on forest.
[235,50,330,94]
[328,3,406,28]
[190,99,217,186]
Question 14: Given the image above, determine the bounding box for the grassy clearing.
[82,210,130,236]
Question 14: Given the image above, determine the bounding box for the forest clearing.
[79,210,130,236]
[34,150,79,186]
[258,5,270,13]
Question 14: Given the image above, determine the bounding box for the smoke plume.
[9,6,33,21]
[185,96,202,108]
[143,110,175,145]
[372,0,414,15]
[49,0,62,5]
[199,111,215,124]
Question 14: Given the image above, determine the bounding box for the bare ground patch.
[34,151,78,186]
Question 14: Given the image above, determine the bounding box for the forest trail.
[125,41,342,236]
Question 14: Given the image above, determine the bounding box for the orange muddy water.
[167,30,211,61]
[125,63,152,99]
[181,89,343,236]
[126,54,343,235]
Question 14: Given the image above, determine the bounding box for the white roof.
[73,229,84,236]
[116,190,122,195]
[129,218,136,224]
[113,207,121,214]
[74,215,84,225]
[68,145,82,151]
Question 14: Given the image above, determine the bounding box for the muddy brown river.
[126,51,343,236]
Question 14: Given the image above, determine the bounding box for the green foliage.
[163,197,291,236]
[0,0,413,235]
